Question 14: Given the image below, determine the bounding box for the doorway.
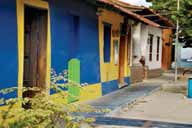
[23,6,48,98]
[119,36,126,87]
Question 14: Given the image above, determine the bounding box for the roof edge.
[98,0,160,27]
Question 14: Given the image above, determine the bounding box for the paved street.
[95,117,192,128]
[84,74,192,128]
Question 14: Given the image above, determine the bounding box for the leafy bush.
[0,69,95,128]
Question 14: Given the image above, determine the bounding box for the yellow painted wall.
[16,0,51,99]
[79,83,102,102]
[45,83,102,105]
[98,9,131,83]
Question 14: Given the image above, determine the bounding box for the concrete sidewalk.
[83,75,192,128]
[88,74,192,128]
[87,72,186,114]
[85,81,161,117]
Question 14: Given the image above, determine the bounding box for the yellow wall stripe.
[17,0,24,99]
[24,0,49,9]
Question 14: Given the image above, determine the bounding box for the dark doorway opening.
[23,6,48,99]
[171,45,175,63]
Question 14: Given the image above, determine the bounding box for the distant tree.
[147,0,192,47]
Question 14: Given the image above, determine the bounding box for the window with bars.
[156,36,160,61]
[148,34,153,61]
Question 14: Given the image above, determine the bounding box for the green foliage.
[148,0,192,44]
[0,69,95,128]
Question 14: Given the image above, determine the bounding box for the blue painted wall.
[124,77,130,85]
[49,0,100,85]
[103,23,111,63]
[101,80,119,95]
[0,1,18,99]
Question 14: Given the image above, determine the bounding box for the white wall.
[145,25,162,70]
[140,24,148,57]
[131,23,162,70]
[131,23,142,66]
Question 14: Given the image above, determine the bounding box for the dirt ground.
[108,91,192,124]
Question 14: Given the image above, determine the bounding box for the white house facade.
[130,23,163,82]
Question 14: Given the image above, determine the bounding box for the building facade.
[130,23,163,82]
[0,0,172,105]
[1,0,132,104]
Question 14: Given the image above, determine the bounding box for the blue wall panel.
[49,0,100,85]
[103,23,111,63]
[101,80,119,95]
[0,1,18,99]
[124,77,130,86]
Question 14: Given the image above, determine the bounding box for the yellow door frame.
[16,0,51,99]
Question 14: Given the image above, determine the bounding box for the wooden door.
[162,29,172,71]
[119,36,126,87]
[23,6,47,98]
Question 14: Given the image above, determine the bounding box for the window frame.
[156,36,160,61]
[148,34,154,62]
